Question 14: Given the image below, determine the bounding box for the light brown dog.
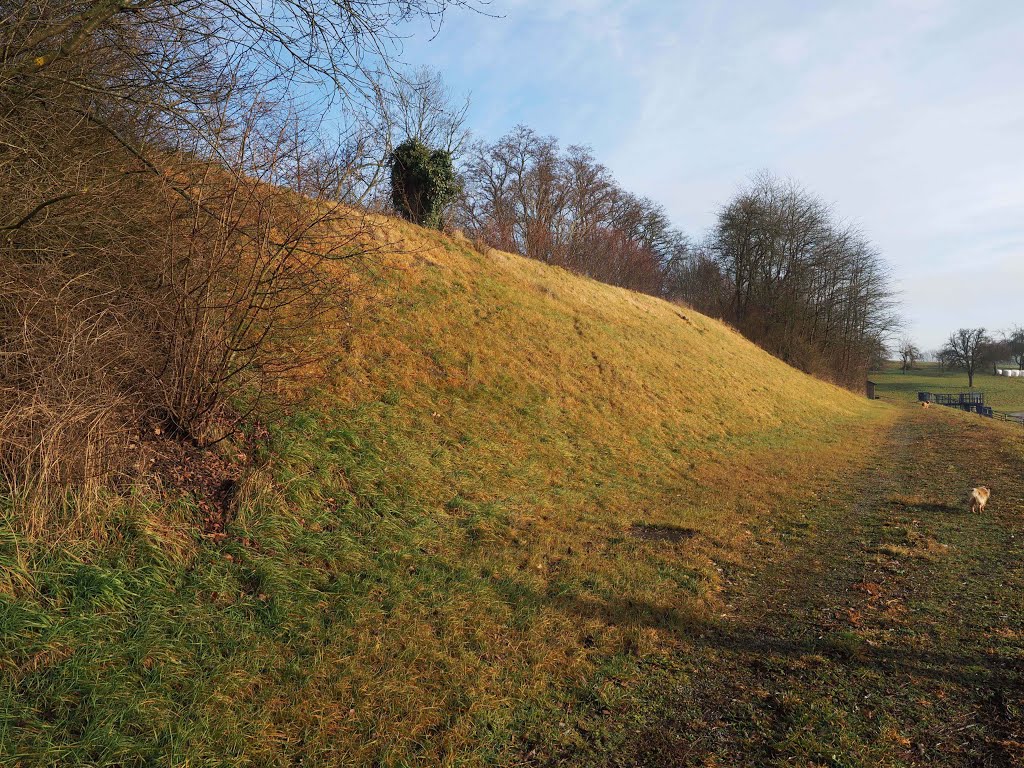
[969,486,991,514]
[921,401,931,409]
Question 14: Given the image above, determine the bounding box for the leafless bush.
[147,110,375,444]
[0,0,469,521]
[0,128,371,525]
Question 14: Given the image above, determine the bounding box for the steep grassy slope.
[0,219,890,766]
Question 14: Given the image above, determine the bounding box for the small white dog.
[969,486,991,514]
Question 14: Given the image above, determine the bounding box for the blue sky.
[397,0,1024,352]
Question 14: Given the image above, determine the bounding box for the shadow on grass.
[560,593,1016,687]
[536,591,1023,766]
[891,500,962,514]
[629,523,700,543]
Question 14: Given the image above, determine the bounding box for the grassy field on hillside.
[872,362,1024,413]
[0,220,888,766]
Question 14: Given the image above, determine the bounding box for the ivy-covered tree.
[390,138,460,229]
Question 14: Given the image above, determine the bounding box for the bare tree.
[898,338,921,373]
[457,126,686,295]
[1009,326,1024,370]
[982,336,1011,374]
[662,240,726,315]
[382,66,471,156]
[940,328,991,388]
[704,173,899,386]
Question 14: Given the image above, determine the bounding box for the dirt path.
[577,409,1024,766]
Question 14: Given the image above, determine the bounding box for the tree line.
[369,76,900,392]
[454,125,688,296]
[671,174,897,387]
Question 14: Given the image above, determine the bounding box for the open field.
[2,222,1022,765]
[872,362,1024,414]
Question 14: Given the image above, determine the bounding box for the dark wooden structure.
[866,380,876,399]
[916,389,1023,426]
[991,410,1024,426]
[918,390,989,415]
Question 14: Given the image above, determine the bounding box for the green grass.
[0,217,926,766]
[871,361,1024,413]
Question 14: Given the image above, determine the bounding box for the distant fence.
[991,410,1024,426]
[919,390,985,407]
[918,390,1024,426]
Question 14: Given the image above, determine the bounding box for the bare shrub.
[0,132,373,522]
[147,115,375,444]
[0,0,439,522]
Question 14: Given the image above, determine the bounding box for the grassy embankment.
[1,216,888,765]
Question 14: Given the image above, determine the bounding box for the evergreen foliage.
[390,138,460,229]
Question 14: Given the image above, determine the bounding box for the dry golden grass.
[243,216,895,761]
[332,216,883,535]
[2,213,897,766]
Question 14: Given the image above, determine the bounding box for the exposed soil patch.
[630,523,700,543]
[144,424,256,535]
